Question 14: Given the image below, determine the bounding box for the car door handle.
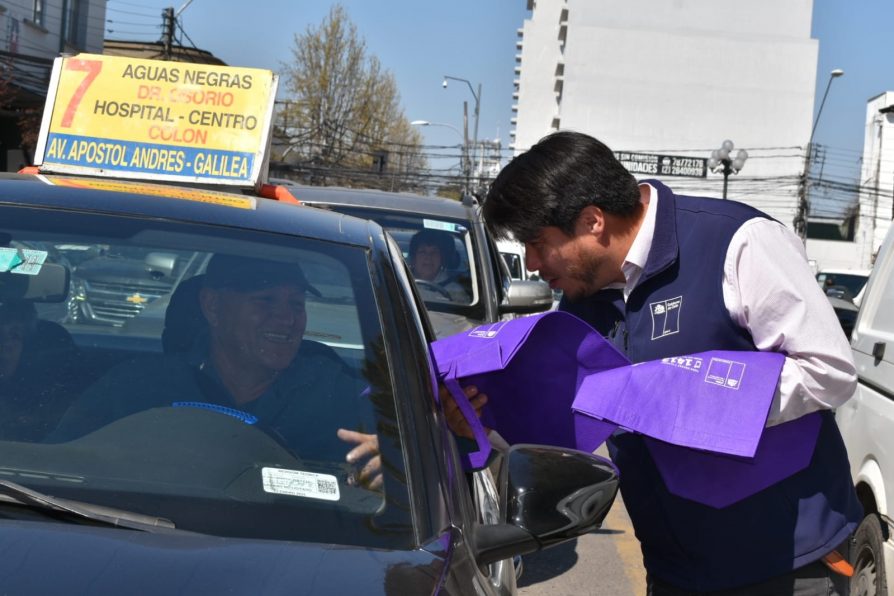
[873,341,886,364]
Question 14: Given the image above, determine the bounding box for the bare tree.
[276,4,426,189]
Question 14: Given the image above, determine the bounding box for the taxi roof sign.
[33,53,278,187]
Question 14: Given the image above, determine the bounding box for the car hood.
[0,520,446,595]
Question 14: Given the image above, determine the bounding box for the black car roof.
[0,173,381,249]
[286,184,482,223]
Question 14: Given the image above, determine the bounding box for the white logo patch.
[704,358,747,390]
[661,356,703,373]
[650,296,683,340]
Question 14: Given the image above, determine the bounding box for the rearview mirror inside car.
[0,262,70,303]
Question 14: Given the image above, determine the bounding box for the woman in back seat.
[0,300,78,441]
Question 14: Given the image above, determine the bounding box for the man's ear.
[577,205,606,237]
[199,287,219,327]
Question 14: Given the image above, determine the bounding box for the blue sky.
[106,0,890,203]
[105,0,527,177]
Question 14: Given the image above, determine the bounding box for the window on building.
[63,0,88,49]
[32,0,44,27]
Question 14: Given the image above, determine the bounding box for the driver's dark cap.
[203,254,321,296]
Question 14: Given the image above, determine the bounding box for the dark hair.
[482,131,640,242]
[409,229,459,269]
[0,300,37,329]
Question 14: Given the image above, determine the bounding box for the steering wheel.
[414,278,453,300]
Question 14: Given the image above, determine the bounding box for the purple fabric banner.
[430,311,818,507]
[573,350,785,458]
[429,313,628,467]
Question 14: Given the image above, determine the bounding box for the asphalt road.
[518,447,646,596]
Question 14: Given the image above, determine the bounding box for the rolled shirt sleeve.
[723,218,857,426]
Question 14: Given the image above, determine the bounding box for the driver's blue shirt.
[48,339,373,462]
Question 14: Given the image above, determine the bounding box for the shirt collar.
[615,183,658,298]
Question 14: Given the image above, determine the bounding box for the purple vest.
[563,180,861,590]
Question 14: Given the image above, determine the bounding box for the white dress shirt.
[614,184,856,426]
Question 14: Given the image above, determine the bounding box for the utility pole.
[796,68,844,241]
[462,101,471,194]
[161,7,175,60]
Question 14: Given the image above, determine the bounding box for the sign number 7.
[60,59,102,128]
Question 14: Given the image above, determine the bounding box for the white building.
[852,92,894,269]
[511,0,818,229]
[0,0,107,169]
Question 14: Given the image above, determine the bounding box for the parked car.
[291,186,554,338]
[497,238,535,282]
[817,268,872,305]
[66,248,210,328]
[828,296,860,341]
[0,172,618,595]
[835,236,894,596]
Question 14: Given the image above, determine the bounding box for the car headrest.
[162,275,207,354]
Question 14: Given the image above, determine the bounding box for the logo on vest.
[661,356,703,373]
[704,357,746,390]
[649,296,683,340]
[468,321,508,338]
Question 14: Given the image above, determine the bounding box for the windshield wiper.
[0,480,175,532]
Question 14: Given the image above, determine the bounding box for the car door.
[383,233,518,595]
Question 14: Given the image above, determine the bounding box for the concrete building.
[511,0,818,229]
[851,92,894,269]
[0,0,107,169]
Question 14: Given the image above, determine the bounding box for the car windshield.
[0,204,411,550]
[317,206,479,311]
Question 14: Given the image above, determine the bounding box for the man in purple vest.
[482,131,862,595]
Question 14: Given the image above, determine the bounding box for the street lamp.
[443,75,482,189]
[809,68,845,147]
[795,68,845,240]
[707,139,748,200]
[412,119,471,192]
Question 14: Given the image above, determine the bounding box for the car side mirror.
[145,252,178,278]
[500,280,554,315]
[473,444,619,566]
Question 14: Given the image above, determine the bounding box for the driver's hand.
[337,429,382,491]
[439,384,488,439]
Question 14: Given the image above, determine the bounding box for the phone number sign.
[34,53,278,186]
[615,152,707,178]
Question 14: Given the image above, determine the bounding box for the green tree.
[277,4,426,190]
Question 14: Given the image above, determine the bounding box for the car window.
[313,206,482,314]
[0,204,411,550]
[502,252,523,280]
[816,272,869,299]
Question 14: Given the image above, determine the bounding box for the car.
[496,238,535,282]
[816,268,871,305]
[835,236,894,596]
[827,296,859,341]
[0,172,619,595]
[290,186,554,338]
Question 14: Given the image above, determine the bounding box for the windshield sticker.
[1,249,48,275]
[262,467,340,501]
[0,248,24,272]
[423,219,465,234]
